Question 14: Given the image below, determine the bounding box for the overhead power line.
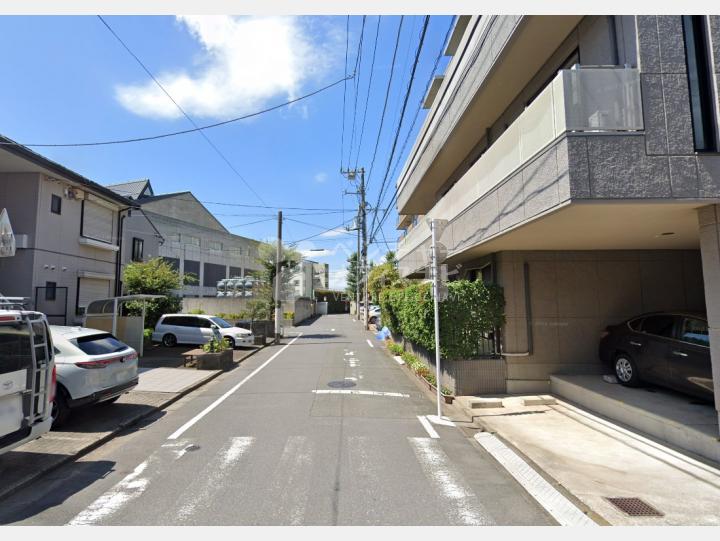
[96,15,267,205]
[347,15,366,170]
[1,75,352,149]
[354,15,381,170]
[339,15,350,171]
[365,16,405,191]
[369,16,430,238]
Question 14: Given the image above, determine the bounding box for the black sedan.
[599,312,715,402]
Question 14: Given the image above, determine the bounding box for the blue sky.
[0,15,453,288]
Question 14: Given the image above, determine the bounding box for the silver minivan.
[152,314,254,349]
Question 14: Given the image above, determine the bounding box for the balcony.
[397,67,643,266]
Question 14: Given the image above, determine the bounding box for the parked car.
[152,314,254,349]
[0,308,55,455]
[599,312,714,402]
[50,326,139,427]
[368,306,381,326]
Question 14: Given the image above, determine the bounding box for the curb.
[0,344,268,503]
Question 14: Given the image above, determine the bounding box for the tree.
[345,251,365,299]
[255,240,301,320]
[368,262,401,303]
[384,250,398,267]
[123,257,184,328]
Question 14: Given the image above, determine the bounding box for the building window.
[45,281,57,301]
[131,237,144,262]
[184,234,200,246]
[683,16,719,152]
[208,240,222,251]
[51,194,62,215]
[203,262,226,287]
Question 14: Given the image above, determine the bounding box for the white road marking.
[312,389,410,398]
[175,437,255,521]
[68,459,153,525]
[344,376,358,382]
[344,351,355,356]
[269,436,314,525]
[393,355,405,365]
[366,339,374,348]
[331,328,335,331]
[168,333,303,440]
[409,437,493,525]
[417,415,440,438]
[427,415,455,427]
[474,432,596,526]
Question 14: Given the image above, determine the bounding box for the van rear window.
[74,334,128,356]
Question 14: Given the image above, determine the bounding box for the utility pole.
[428,218,448,419]
[343,167,368,329]
[356,210,361,322]
[274,210,282,344]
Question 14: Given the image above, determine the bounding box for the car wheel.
[224,336,236,349]
[369,316,377,325]
[614,353,640,387]
[162,334,177,347]
[104,395,121,404]
[51,386,71,428]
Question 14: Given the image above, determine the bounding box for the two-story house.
[0,134,137,324]
[395,16,720,426]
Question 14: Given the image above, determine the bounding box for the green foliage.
[345,252,365,298]
[189,308,206,315]
[255,241,300,320]
[397,349,452,395]
[247,300,270,321]
[123,257,185,328]
[379,280,505,359]
[386,342,404,356]
[367,262,400,303]
[202,337,228,353]
[283,311,294,320]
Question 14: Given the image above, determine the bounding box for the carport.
[84,294,164,356]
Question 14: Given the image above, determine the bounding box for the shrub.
[189,308,206,315]
[387,342,404,356]
[380,280,504,359]
[202,337,228,353]
[283,311,294,320]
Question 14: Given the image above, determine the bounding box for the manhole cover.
[327,380,356,389]
[605,497,664,517]
[184,444,201,452]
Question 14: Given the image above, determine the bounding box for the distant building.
[312,261,329,290]
[107,180,263,298]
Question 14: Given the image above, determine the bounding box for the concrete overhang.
[398,15,582,216]
[445,201,708,267]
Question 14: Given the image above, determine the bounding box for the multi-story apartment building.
[108,180,262,297]
[288,259,316,300]
[0,135,141,324]
[395,16,720,425]
[312,261,330,291]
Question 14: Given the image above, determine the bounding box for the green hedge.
[379,280,504,359]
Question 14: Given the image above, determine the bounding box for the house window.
[81,200,115,244]
[50,194,62,215]
[683,16,719,152]
[184,235,200,246]
[208,240,222,251]
[131,238,144,262]
[45,281,57,301]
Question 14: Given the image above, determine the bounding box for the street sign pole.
[430,220,442,418]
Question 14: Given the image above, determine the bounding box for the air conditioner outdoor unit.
[64,187,83,200]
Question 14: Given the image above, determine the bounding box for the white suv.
[152,314,254,349]
[50,326,138,427]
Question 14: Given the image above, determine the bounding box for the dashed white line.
[409,437,493,525]
[417,415,439,438]
[474,432,596,526]
[393,355,405,365]
[167,333,303,440]
[312,389,409,398]
[366,339,374,348]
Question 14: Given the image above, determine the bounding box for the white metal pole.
[431,220,442,418]
[274,210,282,344]
[112,298,118,337]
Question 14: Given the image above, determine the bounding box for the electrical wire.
[339,15,350,170]
[353,16,381,170]
[369,16,430,238]
[346,15,366,170]
[0,75,352,148]
[365,16,404,191]
[96,15,267,205]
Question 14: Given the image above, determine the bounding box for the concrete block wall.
[497,249,706,393]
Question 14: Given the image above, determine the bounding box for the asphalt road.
[0,314,554,525]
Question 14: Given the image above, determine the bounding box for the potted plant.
[196,337,233,371]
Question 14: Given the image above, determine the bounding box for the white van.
[152,314,254,349]
[0,308,55,455]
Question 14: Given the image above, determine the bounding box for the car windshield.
[74,333,128,355]
[210,317,232,329]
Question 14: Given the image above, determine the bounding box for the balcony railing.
[397,67,643,262]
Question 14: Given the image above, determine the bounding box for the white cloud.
[329,269,347,290]
[314,172,328,183]
[115,16,340,120]
[320,227,350,238]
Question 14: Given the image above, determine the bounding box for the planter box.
[195,349,233,371]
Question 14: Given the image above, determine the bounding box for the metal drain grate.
[327,380,356,389]
[605,497,664,517]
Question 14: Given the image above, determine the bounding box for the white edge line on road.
[417,415,439,438]
[426,414,455,427]
[393,355,405,364]
[167,333,303,440]
[474,432,597,526]
[312,389,409,398]
[366,339,374,348]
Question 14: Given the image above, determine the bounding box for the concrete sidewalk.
[455,395,720,525]
[0,345,265,502]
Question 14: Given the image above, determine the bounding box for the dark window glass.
[131,238,144,262]
[480,265,493,284]
[163,316,185,327]
[196,318,213,328]
[203,263,226,287]
[184,260,200,279]
[161,257,180,271]
[628,318,644,331]
[74,333,128,355]
[45,281,57,301]
[642,315,677,338]
[210,317,232,329]
[51,194,62,215]
[683,16,718,152]
[229,266,243,278]
[681,317,709,347]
